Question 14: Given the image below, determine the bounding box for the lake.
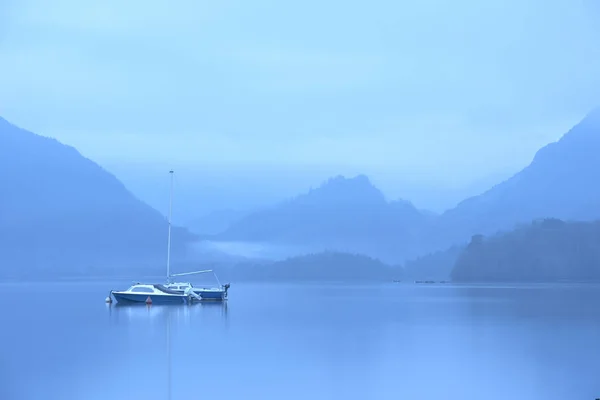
[1,281,599,400]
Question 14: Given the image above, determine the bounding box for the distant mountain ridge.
[209,108,600,266]
[431,108,600,249]
[0,117,193,276]
[213,175,432,262]
[6,106,600,279]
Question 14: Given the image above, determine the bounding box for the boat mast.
[166,170,174,283]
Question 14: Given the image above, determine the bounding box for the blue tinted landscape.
[2,1,600,399]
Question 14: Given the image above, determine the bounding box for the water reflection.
[106,301,228,325]
[104,301,229,400]
[3,282,600,400]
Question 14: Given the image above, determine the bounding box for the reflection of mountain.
[214,175,432,262]
[0,117,194,277]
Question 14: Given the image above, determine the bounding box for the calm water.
[1,281,599,400]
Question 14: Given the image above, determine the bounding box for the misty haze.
[2,0,600,399]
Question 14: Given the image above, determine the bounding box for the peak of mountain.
[531,108,600,165]
[292,174,386,208]
[436,108,600,246]
[214,175,429,263]
[0,117,192,276]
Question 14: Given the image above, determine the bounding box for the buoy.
[145,296,152,305]
[105,296,112,304]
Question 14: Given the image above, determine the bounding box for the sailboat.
[162,171,230,301]
[110,170,230,304]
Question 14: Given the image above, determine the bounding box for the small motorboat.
[111,283,192,304]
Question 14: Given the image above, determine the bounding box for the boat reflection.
[106,301,228,399]
[107,301,228,325]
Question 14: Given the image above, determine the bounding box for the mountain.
[432,108,600,248]
[225,251,398,282]
[212,175,432,263]
[0,117,193,277]
[451,218,600,282]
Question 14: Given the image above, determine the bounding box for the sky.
[1,0,600,215]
